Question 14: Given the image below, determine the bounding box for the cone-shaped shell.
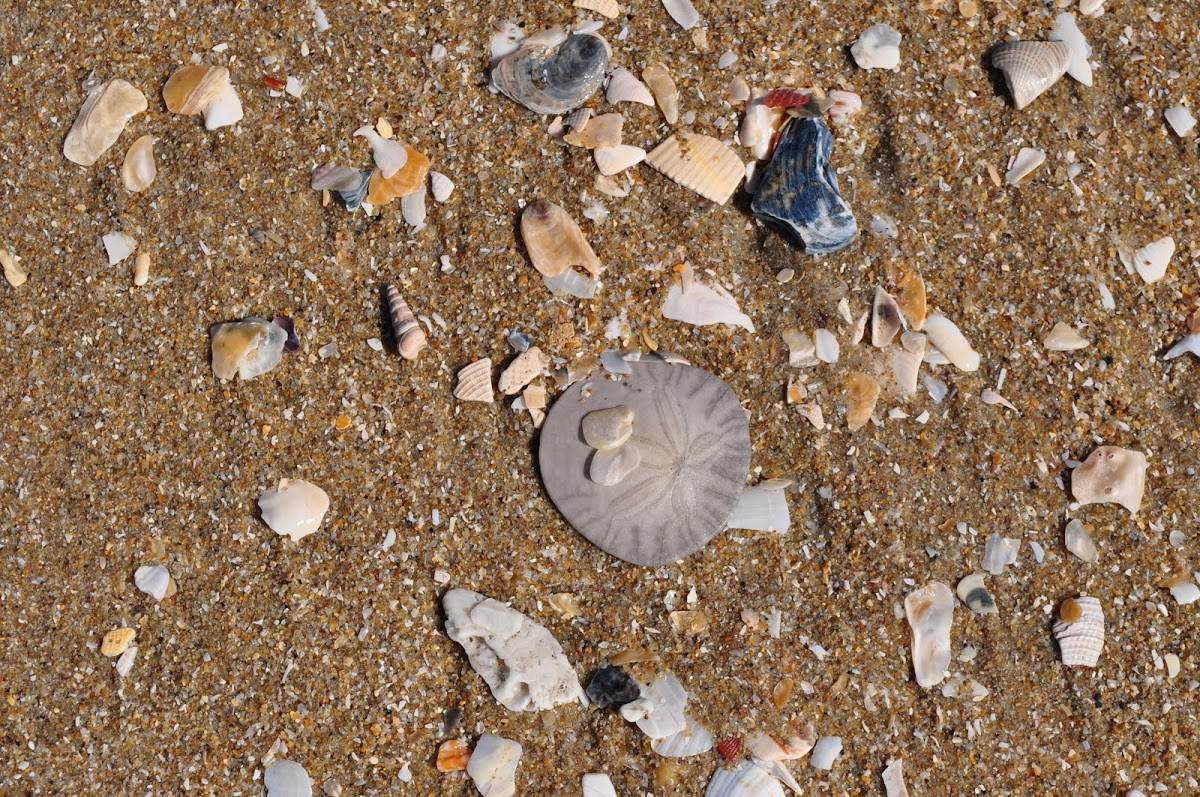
[366,145,431,206]
[647,132,744,205]
[121,135,157,192]
[521,200,602,277]
[163,64,231,115]
[385,283,428,360]
[63,79,148,167]
[455,358,494,403]
[991,40,1071,110]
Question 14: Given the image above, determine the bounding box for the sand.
[1,0,1198,795]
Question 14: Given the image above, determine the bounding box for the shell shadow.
[377,284,398,355]
[980,45,1012,108]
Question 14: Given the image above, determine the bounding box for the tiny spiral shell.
[385,283,428,361]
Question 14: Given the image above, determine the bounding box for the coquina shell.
[991,40,1071,110]
[1053,595,1104,667]
[492,29,610,115]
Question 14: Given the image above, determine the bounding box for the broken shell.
[564,113,623,148]
[651,717,715,757]
[101,627,136,657]
[335,170,373,211]
[1044,322,1090,351]
[590,442,641,486]
[662,0,700,29]
[565,108,594,131]
[385,283,428,361]
[365,145,431,206]
[430,171,455,202]
[646,132,744,205]
[1,248,26,288]
[1064,518,1099,563]
[726,480,790,533]
[606,67,655,106]
[1164,334,1200,360]
[891,333,925,396]
[744,725,816,760]
[1049,12,1093,86]
[455,358,495,403]
[163,64,230,115]
[705,760,783,797]
[843,372,880,431]
[259,479,330,542]
[264,760,311,797]
[544,267,600,299]
[311,164,364,192]
[1125,236,1175,284]
[635,673,688,739]
[662,266,755,332]
[521,200,603,278]
[493,30,610,114]
[716,736,742,760]
[1071,445,1147,515]
[1005,147,1045,185]
[923,314,980,371]
[872,287,903,347]
[576,0,621,17]
[210,317,287,380]
[103,231,138,265]
[401,184,427,227]
[121,135,157,192]
[1053,595,1104,667]
[499,347,548,395]
[956,573,997,615]
[851,23,902,71]
[1165,106,1197,138]
[436,739,471,772]
[751,117,857,255]
[810,736,843,770]
[827,90,863,126]
[354,125,408,179]
[63,79,148,167]
[990,40,1071,110]
[905,581,954,688]
[582,773,618,797]
[134,564,170,601]
[582,405,635,450]
[643,62,679,124]
[201,80,243,130]
[594,144,647,176]
[882,759,909,797]
[466,734,522,797]
[1059,597,1083,624]
[896,270,926,329]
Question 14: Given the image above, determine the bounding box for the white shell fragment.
[400,184,427,227]
[202,80,243,130]
[882,759,909,797]
[590,443,641,486]
[650,716,715,757]
[828,90,863,126]
[923,314,980,372]
[1005,147,1045,185]
[430,171,455,201]
[582,405,634,450]
[354,125,408,179]
[1165,106,1197,138]
[594,144,647,176]
[455,358,495,403]
[1167,574,1200,606]
[1044,322,1090,351]
[726,480,790,534]
[467,734,522,797]
[442,588,584,711]
[210,317,287,381]
[661,0,700,29]
[115,645,138,677]
[662,267,755,332]
[102,231,138,265]
[606,68,654,106]
[1163,334,1200,360]
[1123,236,1175,284]
[982,533,1020,575]
[646,132,744,205]
[635,673,688,739]
[814,329,839,364]
[575,0,621,18]
[134,564,170,601]
[745,726,816,761]
[809,736,843,770]
[1053,596,1104,667]
[851,24,902,71]
[1064,518,1099,563]
[1079,0,1105,16]
[2,248,27,288]
[892,333,925,396]
[121,135,157,192]
[905,581,954,688]
[1071,445,1148,515]
[264,759,313,797]
[498,347,547,395]
[991,40,1071,110]
[582,773,617,797]
[63,79,148,166]
[259,479,330,542]
[1049,13,1092,86]
[705,760,784,797]
[956,573,997,615]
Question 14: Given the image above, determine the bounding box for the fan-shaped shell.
[650,717,715,757]
[647,132,744,205]
[705,760,784,797]
[991,40,1071,110]
[454,358,494,403]
[1053,595,1104,667]
[493,31,610,115]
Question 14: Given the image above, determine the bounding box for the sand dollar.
[539,362,750,566]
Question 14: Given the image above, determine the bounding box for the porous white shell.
[264,760,312,797]
[582,773,617,797]
[650,716,715,757]
[210,317,287,381]
[882,759,909,797]
[809,736,843,770]
[662,268,755,332]
[134,564,170,601]
[1165,106,1197,138]
[1044,322,1090,351]
[443,588,584,711]
[643,62,679,124]
[575,0,621,18]
[594,144,647,176]
[647,132,744,205]
[905,581,954,688]
[923,314,980,371]
[498,347,547,395]
[466,734,522,797]
[354,125,408,179]
[661,0,700,29]
[1071,445,1147,514]
[121,135,157,192]
[851,24,901,70]
[1049,13,1092,86]
[1053,595,1104,667]
[589,442,641,486]
[102,231,138,265]
[259,479,330,542]
[726,481,790,533]
[606,67,655,106]
[202,80,243,130]
[454,358,495,403]
[1005,147,1045,185]
[991,40,1071,110]
[582,405,634,450]
[430,171,455,201]
[705,760,784,797]
[634,673,688,739]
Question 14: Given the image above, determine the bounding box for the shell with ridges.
[385,283,428,360]
[498,347,547,395]
[650,716,715,757]
[575,0,621,18]
[705,759,784,797]
[1053,595,1104,666]
[454,358,494,403]
[991,40,1071,110]
[647,132,744,205]
[520,200,603,277]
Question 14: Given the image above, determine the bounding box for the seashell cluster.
[492,29,610,115]
[385,283,427,360]
[354,126,407,178]
[1071,445,1147,514]
[455,358,494,403]
[162,63,243,129]
[210,317,288,381]
[1053,595,1104,667]
[751,117,857,255]
[991,40,1071,110]
[905,581,954,688]
[259,479,330,542]
[63,79,148,166]
[366,145,431,206]
[647,132,744,205]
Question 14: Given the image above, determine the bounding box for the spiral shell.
[1053,595,1104,667]
[991,40,1071,110]
[385,283,427,361]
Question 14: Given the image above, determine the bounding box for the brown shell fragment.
[365,145,431,206]
[642,62,679,124]
[991,40,1071,110]
[564,113,623,148]
[896,270,927,330]
[872,286,903,347]
[520,200,602,278]
[454,359,494,403]
[101,627,135,657]
[163,64,230,115]
[844,372,880,431]
[63,79,148,167]
[385,283,428,361]
[646,132,744,205]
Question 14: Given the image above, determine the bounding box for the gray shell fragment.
[493,31,610,115]
[539,362,751,566]
[335,170,373,210]
[751,117,858,255]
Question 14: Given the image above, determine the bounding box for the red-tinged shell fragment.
[262,75,286,90]
[436,739,471,772]
[717,735,742,760]
[763,88,814,109]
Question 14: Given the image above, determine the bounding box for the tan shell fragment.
[564,113,623,148]
[454,358,494,403]
[896,270,926,330]
[498,347,547,395]
[63,79,148,167]
[574,0,621,18]
[642,62,680,124]
[646,132,744,205]
[386,283,428,360]
[163,64,231,115]
[520,200,602,277]
[1052,595,1103,667]
[843,372,880,431]
[2,248,27,288]
[1071,445,1147,515]
[991,40,1071,110]
[101,627,136,657]
[122,135,157,192]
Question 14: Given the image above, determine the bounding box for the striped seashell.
[991,40,1071,110]
[574,0,621,18]
[454,358,494,403]
[565,107,594,131]
[606,67,655,106]
[716,735,742,760]
[385,283,428,360]
[646,132,744,205]
[1053,595,1104,667]
[704,760,783,797]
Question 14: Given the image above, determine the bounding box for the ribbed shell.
[385,284,428,360]
[493,32,610,115]
[646,132,744,205]
[1053,596,1104,667]
[705,760,783,797]
[574,0,621,18]
[454,358,494,403]
[991,40,1071,110]
[498,347,546,395]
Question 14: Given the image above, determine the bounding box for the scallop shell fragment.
[521,200,603,278]
[259,479,330,542]
[121,135,157,192]
[1071,445,1147,515]
[1053,595,1104,667]
[385,283,428,360]
[643,62,679,124]
[455,358,495,403]
[1122,236,1175,284]
[905,581,954,688]
[210,317,287,380]
[651,717,715,758]
[606,67,655,106]
[647,132,744,205]
[492,29,611,115]
[63,79,148,166]
[163,64,230,115]
[991,40,1071,110]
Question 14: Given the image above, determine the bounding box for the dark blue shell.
[751,117,858,255]
[335,170,373,211]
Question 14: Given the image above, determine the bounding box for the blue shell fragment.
[335,169,373,211]
[750,117,858,255]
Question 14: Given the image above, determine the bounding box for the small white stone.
[259,479,331,542]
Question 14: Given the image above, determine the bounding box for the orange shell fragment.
[366,145,430,206]
[436,739,471,772]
